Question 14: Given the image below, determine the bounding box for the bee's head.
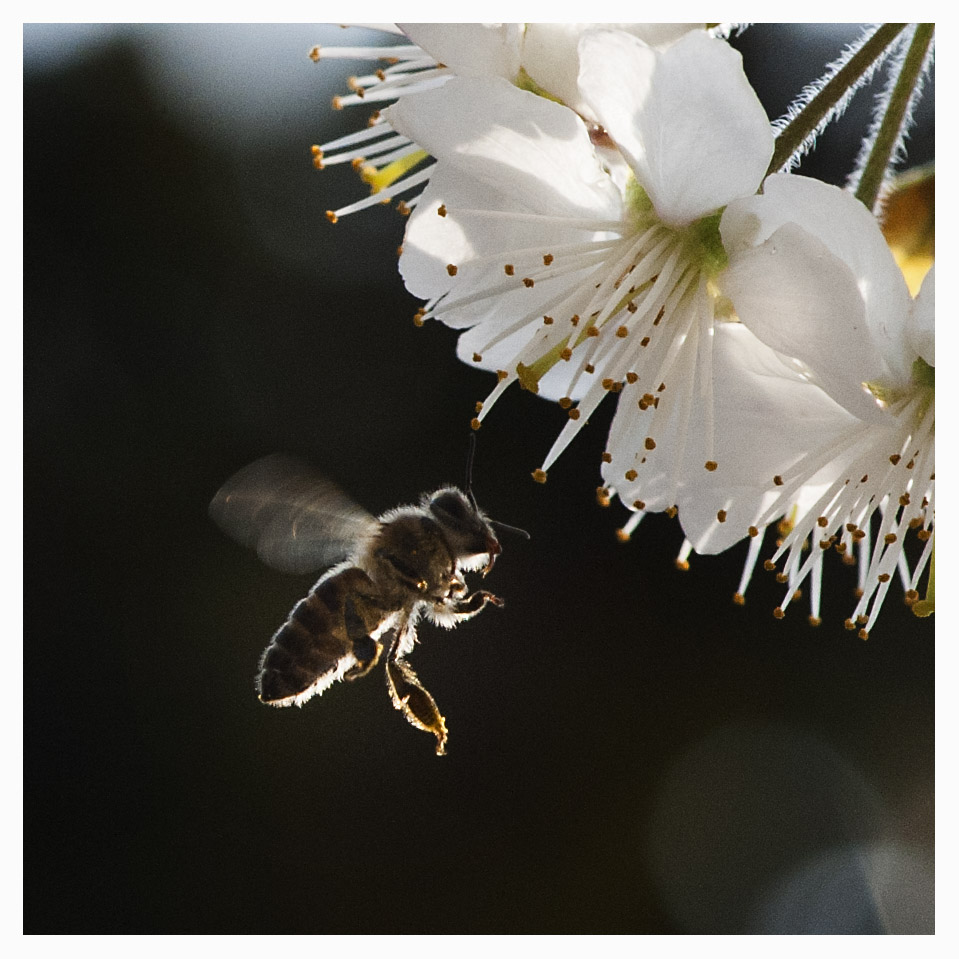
[426,488,501,575]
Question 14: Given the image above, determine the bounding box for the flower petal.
[907,264,935,367]
[578,30,773,226]
[521,23,703,114]
[604,323,857,553]
[385,76,622,221]
[398,23,522,79]
[722,174,913,383]
[721,220,891,423]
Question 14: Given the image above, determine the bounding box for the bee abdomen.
[258,568,387,707]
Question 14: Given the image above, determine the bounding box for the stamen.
[326,163,435,219]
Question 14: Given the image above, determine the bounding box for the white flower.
[313,23,706,220]
[697,174,936,636]
[386,30,774,510]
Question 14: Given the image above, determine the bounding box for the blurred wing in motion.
[209,454,378,574]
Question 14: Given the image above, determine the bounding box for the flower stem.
[766,23,909,178]
[854,24,935,213]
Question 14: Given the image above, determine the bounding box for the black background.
[24,24,935,934]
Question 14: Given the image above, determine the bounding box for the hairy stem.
[854,23,935,213]
[766,23,908,177]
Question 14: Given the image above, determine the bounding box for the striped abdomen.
[257,566,393,706]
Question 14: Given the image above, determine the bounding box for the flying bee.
[209,453,515,755]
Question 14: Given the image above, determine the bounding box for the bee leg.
[450,589,504,619]
[342,597,382,681]
[384,635,448,756]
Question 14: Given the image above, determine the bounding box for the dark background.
[24,24,935,934]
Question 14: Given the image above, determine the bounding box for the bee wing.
[209,454,378,574]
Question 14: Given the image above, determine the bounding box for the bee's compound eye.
[429,491,473,524]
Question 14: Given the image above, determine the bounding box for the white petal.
[385,76,622,221]
[907,265,935,367]
[399,161,615,319]
[723,174,913,381]
[721,221,891,423]
[578,30,773,226]
[398,23,523,79]
[521,23,703,114]
[676,325,856,553]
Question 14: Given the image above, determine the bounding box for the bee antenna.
[465,433,529,540]
[464,431,480,511]
[490,519,531,541]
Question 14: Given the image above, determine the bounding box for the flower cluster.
[312,24,935,636]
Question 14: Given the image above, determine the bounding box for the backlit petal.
[578,30,773,226]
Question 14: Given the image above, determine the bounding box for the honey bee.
[209,453,513,755]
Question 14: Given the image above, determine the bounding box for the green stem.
[855,23,935,213]
[766,23,908,178]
